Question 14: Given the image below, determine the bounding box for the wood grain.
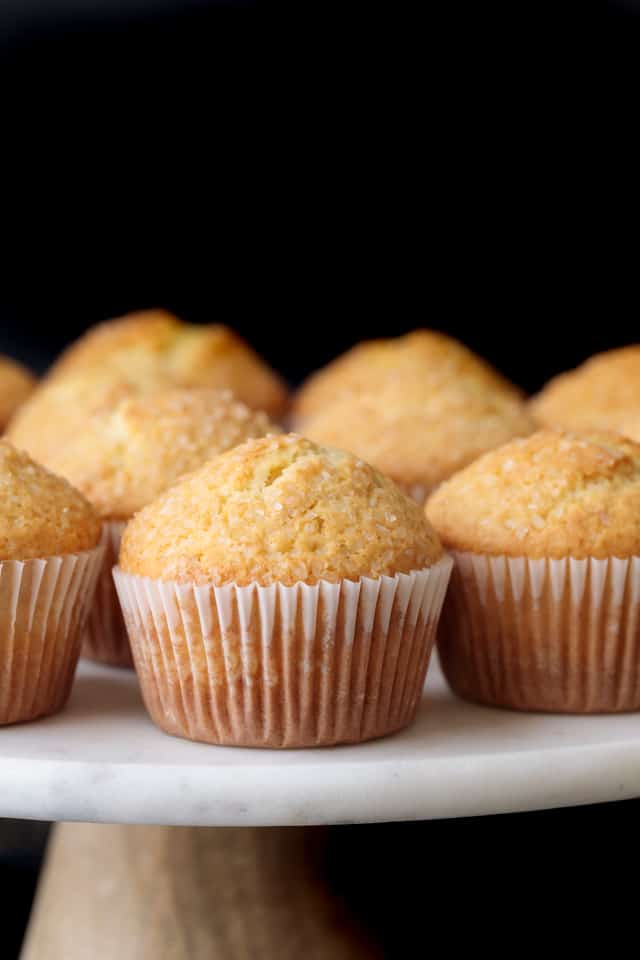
[20,823,381,960]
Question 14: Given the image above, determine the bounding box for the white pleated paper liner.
[113,556,453,748]
[438,551,640,714]
[0,546,104,725]
[83,521,132,668]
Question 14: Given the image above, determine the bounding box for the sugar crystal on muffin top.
[0,440,100,560]
[7,311,289,462]
[427,429,640,559]
[120,434,443,585]
[46,388,281,520]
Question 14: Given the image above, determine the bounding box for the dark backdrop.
[0,3,633,390]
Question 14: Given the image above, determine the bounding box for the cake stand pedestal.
[21,823,377,959]
[2,659,639,958]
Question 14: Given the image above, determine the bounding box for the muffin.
[427,429,640,713]
[0,355,36,430]
[7,310,289,462]
[47,388,281,667]
[6,371,139,463]
[293,329,524,423]
[301,379,534,503]
[114,434,452,747]
[531,346,640,433]
[48,309,289,417]
[0,441,103,724]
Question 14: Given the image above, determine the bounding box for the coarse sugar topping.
[0,440,100,560]
[427,429,640,558]
[120,434,443,585]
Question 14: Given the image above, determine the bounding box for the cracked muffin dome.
[426,429,640,559]
[120,433,443,586]
[0,440,101,560]
[531,346,640,433]
[0,356,36,429]
[46,309,289,418]
[301,379,534,502]
[46,388,280,520]
[293,329,524,423]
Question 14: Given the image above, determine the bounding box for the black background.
[0,2,634,390]
[0,2,634,953]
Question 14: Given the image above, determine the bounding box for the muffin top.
[0,356,36,428]
[427,429,640,559]
[7,372,138,463]
[120,433,443,586]
[293,329,523,422]
[301,380,534,500]
[0,440,101,560]
[7,312,289,462]
[47,310,289,418]
[47,388,280,520]
[531,346,640,433]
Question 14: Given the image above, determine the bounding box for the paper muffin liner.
[438,551,640,713]
[82,521,132,668]
[113,556,453,748]
[0,546,104,725]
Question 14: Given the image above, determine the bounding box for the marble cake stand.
[6,659,640,959]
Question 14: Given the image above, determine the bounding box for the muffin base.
[113,558,452,748]
[439,552,640,713]
[0,547,104,725]
[83,522,132,668]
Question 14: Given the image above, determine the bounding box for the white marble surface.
[0,658,639,826]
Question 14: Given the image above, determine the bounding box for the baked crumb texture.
[293,328,525,421]
[47,388,281,520]
[0,440,101,561]
[301,379,534,498]
[120,433,443,586]
[427,429,640,559]
[47,309,289,416]
[7,310,289,461]
[0,355,36,429]
[293,330,533,496]
[6,373,140,462]
[531,346,640,435]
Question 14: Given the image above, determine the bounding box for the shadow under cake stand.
[2,659,639,959]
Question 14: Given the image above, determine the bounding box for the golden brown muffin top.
[7,312,289,462]
[47,388,281,520]
[120,433,443,586]
[48,310,289,418]
[426,429,640,559]
[293,329,523,422]
[7,372,137,463]
[301,379,534,500]
[531,346,640,433]
[0,440,101,560]
[0,355,36,429]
